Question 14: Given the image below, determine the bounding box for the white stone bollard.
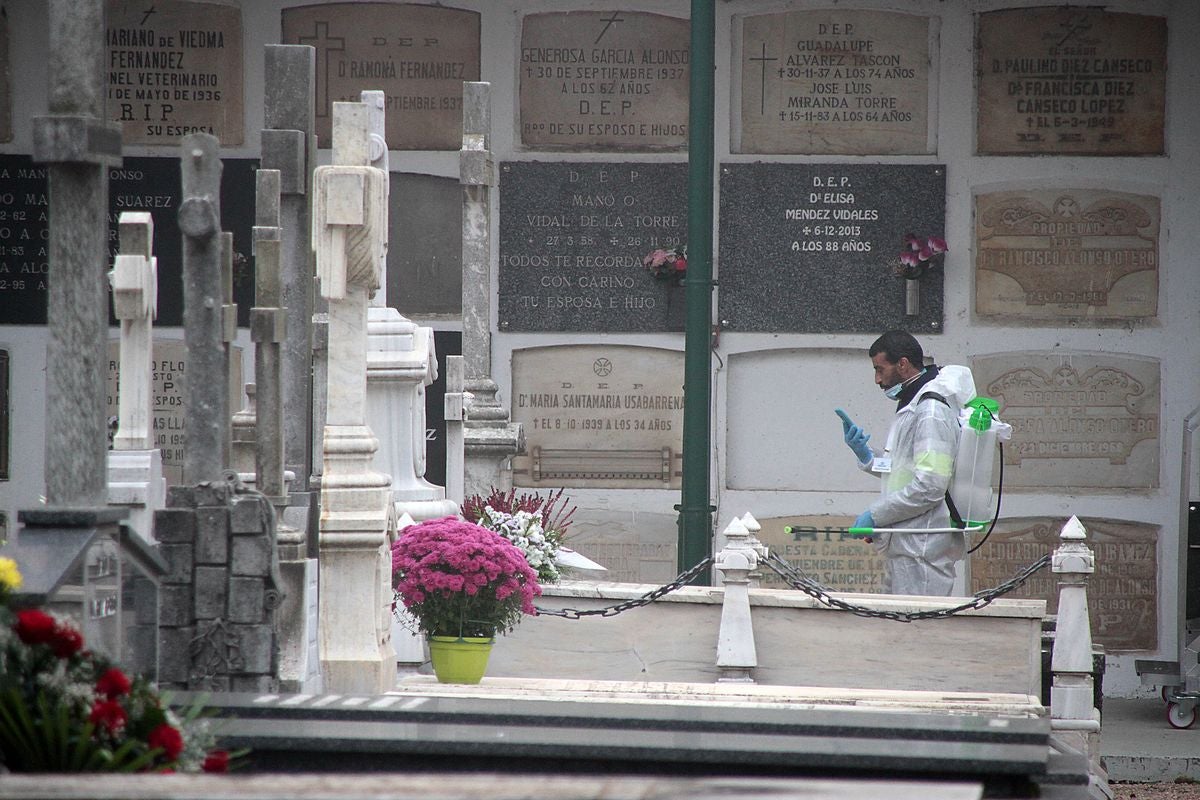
[715,515,759,683]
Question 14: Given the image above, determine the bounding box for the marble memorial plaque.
[973,352,1159,490]
[977,9,1166,155]
[562,509,678,584]
[519,11,689,151]
[498,162,688,332]
[0,155,258,326]
[282,3,480,150]
[758,515,888,594]
[718,163,944,332]
[735,10,932,155]
[388,173,461,317]
[969,517,1157,651]
[976,188,1159,320]
[0,8,10,143]
[510,345,684,489]
[105,0,244,145]
[106,339,244,487]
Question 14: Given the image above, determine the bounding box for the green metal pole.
[677,0,715,580]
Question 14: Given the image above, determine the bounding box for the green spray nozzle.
[965,396,999,431]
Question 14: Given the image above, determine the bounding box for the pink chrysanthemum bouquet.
[391,517,542,639]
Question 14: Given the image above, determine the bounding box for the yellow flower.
[0,557,22,592]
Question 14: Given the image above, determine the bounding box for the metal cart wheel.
[1166,702,1197,730]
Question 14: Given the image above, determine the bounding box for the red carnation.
[50,625,84,658]
[89,699,128,735]
[148,723,184,761]
[13,609,57,645]
[95,667,132,699]
[673,256,687,272]
[202,749,231,773]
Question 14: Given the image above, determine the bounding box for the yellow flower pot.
[428,636,495,684]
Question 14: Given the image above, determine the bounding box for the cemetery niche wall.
[0,154,258,326]
[718,162,945,333]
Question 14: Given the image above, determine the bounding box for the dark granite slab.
[718,163,945,333]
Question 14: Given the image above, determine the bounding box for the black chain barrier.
[534,556,715,619]
[763,551,1052,622]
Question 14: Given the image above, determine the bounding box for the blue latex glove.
[853,510,875,530]
[835,408,873,464]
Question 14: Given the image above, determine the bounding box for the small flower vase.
[428,635,495,684]
[904,277,920,316]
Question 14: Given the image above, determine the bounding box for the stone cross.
[179,133,227,485]
[252,169,287,503]
[110,212,157,451]
[106,212,166,543]
[221,231,238,468]
[263,45,318,496]
[443,355,466,506]
[313,101,393,694]
[459,82,523,496]
[32,0,123,506]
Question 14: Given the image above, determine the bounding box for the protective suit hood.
[914,364,976,410]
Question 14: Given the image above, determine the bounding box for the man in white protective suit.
[834,330,977,596]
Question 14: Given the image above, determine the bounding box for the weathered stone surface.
[975,188,1159,320]
[231,533,271,577]
[969,517,1157,651]
[230,495,266,534]
[106,0,244,145]
[758,515,887,593]
[159,542,194,585]
[228,576,265,624]
[153,507,196,543]
[160,585,193,626]
[194,506,229,564]
[736,9,932,154]
[281,3,480,150]
[193,566,228,619]
[558,508,678,584]
[510,345,684,489]
[158,625,195,683]
[192,481,231,507]
[387,173,461,317]
[518,12,689,151]
[232,623,274,673]
[973,351,1159,490]
[230,675,277,693]
[977,8,1166,155]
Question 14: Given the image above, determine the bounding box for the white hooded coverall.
[859,365,977,596]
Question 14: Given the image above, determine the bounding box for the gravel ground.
[1112,781,1200,799]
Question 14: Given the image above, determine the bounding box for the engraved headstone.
[736,9,933,154]
[975,188,1159,320]
[282,3,480,150]
[0,154,257,326]
[498,161,688,332]
[758,516,887,593]
[510,345,684,489]
[519,11,689,150]
[718,163,944,332]
[973,352,1159,490]
[388,173,461,316]
[969,517,1157,651]
[0,8,10,143]
[105,0,244,145]
[977,9,1166,155]
[557,509,679,584]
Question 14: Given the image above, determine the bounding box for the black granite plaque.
[718,163,945,333]
[388,173,461,317]
[499,161,688,332]
[422,330,461,489]
[0,154,257,326]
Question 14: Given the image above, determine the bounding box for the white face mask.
[883,368,926,400]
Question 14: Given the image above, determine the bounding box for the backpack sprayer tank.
[948,396,1012,528]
